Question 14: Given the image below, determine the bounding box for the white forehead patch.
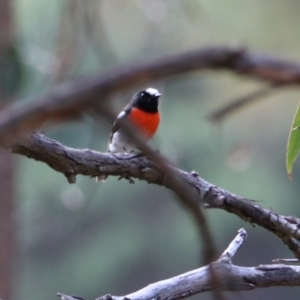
[146,88,161,97]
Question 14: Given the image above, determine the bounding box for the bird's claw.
[118,175,135,184]
[128,152,144,159]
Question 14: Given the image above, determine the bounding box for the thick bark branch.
[57,229,300,300]
[2,46,300,144]
[9,132,300,259]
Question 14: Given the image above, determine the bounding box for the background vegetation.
[9,1,300,299]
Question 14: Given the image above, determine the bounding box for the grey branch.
[9,132,300,259]
[58,229,300,300]
[220,228,247,260]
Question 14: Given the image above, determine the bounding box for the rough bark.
[57,229,300,300]
[9,132,300,260]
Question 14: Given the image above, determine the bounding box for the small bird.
[97,87,161,181]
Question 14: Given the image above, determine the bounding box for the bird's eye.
[140,92,144,97]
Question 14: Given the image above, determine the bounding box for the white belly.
[108,131,136,153]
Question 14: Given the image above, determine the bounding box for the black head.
[132,88,161,113]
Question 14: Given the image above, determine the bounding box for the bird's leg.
[117,174,135,184]
[127,152,144,159]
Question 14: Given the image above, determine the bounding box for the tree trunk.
[0,0,16,298]
[0,155,14,300]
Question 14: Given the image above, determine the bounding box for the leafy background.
[11,1,300,299]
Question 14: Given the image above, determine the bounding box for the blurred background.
[1,0,300,299]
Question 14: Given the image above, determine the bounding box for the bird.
[97,87,161,181]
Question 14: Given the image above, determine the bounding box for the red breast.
[129,107,160,139]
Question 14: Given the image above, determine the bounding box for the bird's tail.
[96,175,108,182]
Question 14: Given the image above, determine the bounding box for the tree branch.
[11,130,219,264]
[9,132,300,259]
[57,229,300,300]
[2,46,300,144]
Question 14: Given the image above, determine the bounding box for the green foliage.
[287,103,300,178]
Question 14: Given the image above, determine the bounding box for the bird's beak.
[154,92,161,98]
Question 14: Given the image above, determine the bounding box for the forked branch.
[57,229,300,300]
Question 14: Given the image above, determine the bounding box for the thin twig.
[95,111,227,300]
[97,109,218,265]
[220,228,247,260]
[208,85,278,122]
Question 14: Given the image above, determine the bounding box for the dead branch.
[57,229,300,300]
[9,132,300,259]
[2,46,300,144]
